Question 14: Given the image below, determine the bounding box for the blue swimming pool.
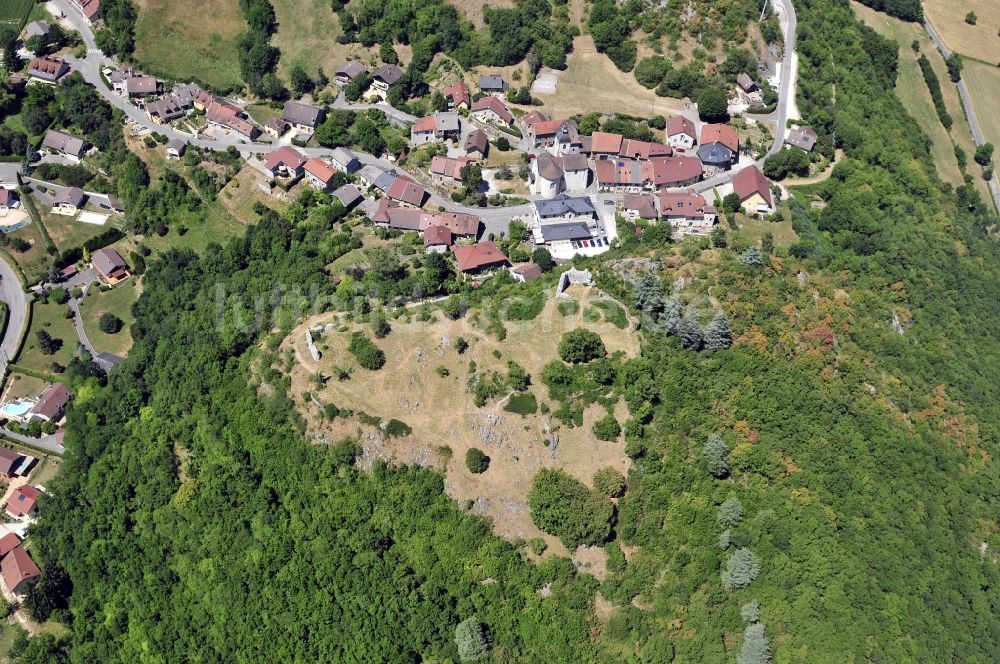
[1,400,35,417]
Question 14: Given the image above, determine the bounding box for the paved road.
[923,19,1000,213]
[1,428,64,455]
[0,257,30,378]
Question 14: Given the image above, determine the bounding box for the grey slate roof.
[332,184,363,209]
[335,61,367,80]
[54,187,86,208]
[533,194,597,219]
[42,130,88,158]
[697,142,735,166]
[373,64,403,85]
[539,222,593,242]
[282,101,325,128]
[24,21,49,38]
[479,74,507,92]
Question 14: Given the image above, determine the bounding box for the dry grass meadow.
[134,0,245,90]
[961,59,1000,151]
[923,0,1000,64]
[272,0,381,84]
[852,3,991,202]
[283,285,639,555]
[513,36,687,119]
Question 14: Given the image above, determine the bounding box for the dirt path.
[786,149,844,187]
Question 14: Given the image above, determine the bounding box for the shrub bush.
[593,467,626,497]
[465,448,490,473]
[558,329,607,363]
[98,313,124,334]
[528,468,613,549]
[347,332,385,370]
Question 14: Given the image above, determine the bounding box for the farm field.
[0,0,32,27]
[79,282,139,358]
[39,207,109,253]
[284,284,638,555]
[923,0,1000,64]
[961,59,1000,152]
[852,3,991,201]
[511,36,686,120]
[134,0,244,91]
[5,222,51,285]
[272,0,379,84]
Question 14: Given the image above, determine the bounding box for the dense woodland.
[15,0,1000,662]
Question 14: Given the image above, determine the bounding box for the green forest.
[16,0,1000,662]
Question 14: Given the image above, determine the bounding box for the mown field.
[852,2,991,201]
[0,0,32,26]
[271,0,379,85]
[79,282,139,358]
[134,0,244,90]
[923,0,1000,64]
[961,58,1000,152]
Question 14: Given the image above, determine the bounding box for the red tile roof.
[303,157,336,185]
[0,189,17,206]
[470,96,513,124]
[657,190,710,217]
[1,546,40,593]
[700,123,739,152]
[0,533,21,558]
[619,139,671,160]
[451,241,508,272]
[264,146,306,173]
[521,110,551,127]
[647,156,703,187]
[30,382,69,421]
[530,119,569,138]
[623,193,658,219]
[6,485,40,518]
[667,115,696,139]
[412,115,436,133]
[423,225,452,247]
[386,177,427,207]
[732,165,772,207]
[590,131,624,154]
[442,81,470,107]
[430,155,473,181]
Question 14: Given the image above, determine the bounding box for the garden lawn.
[16,300,78,374]
[79,282,139,357]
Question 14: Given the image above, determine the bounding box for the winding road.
[922,19,1000,214]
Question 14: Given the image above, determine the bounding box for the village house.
[589,132,624,160]
[524,117,576,150]
[332,184,363,211]
[423,225,452,253]
[785,126,817,152]
[463,129,489,159]
[666,116,697,151]
[42,129,89,162]
[479,74,508,96]
[0,189,20,212]
[124,76,161,97]
[430,156,474,183]
[6,485,40,519]
[263,117,288,138]
[595,158,646,192]
[732,164,774,218]
[264,146,307,179]
[29,382,70,423]
[369,64,403,100]
[530,152,589,199]
[52,187,87,215]
[92,247,131,285]
[532,221,598,251]
[532,194,597,226]
[0,534,21,559]
[619,139,672,160]
[372,200,479,238]
[736,73,763,106]
[171,82,203,108]
[357,164,386,189]
[0,450,21,481]
[622,193,657,222]
[469,96,514,127]
[385,177,428,208]
[698,124,739,173]
[657,190,718,236]
[145,95,189,124]
[335,61,367,86]
[303,158,338,191]
[27,56,70,84]
[166,138,187,160]
[329,147,360,173]
[206,100,260,140]
[509,263,542,283]
[452,241,509,274]
[646,155,704,189]
[2,546,41,597]
[282,101,325,132]
[22,20,49,40]
[410,112,461,145]
[72,0,101,23]
[442,81,470,110]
